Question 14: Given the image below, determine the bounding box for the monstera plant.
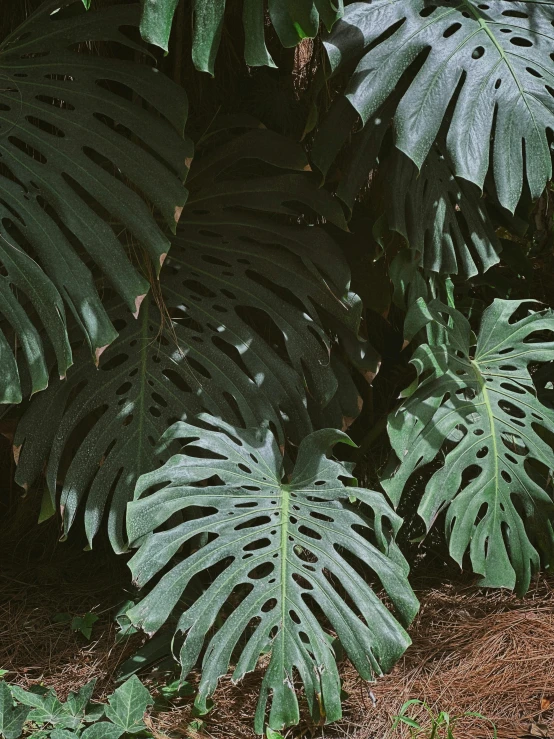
[127,418,418,730]
[14,123,376,552]
[383,298,554,595]
[3,0,554,735]
[0,0,190,403]
[135,0,344,70]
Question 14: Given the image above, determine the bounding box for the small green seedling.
[52,613,99,640]
[391,699,497,739]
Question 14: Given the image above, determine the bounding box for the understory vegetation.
[1,0,554,736]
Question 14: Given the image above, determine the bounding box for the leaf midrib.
[280,483,291,680]
[470,358,499,538]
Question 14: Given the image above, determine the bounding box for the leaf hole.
[310,511,333,523]
[510,37,532,47]
[186,357,211,379]
[100,353,128,371]
[8,136,46,163]
[35,94,75,110]
[297,525,321,541]
[198,229,223,239]
[25,116,65,138]
[502,9,529,17]
[248,563,273,580]
[235,516,271,531]
[162,369,193,394]
[292,573,313,590]
[443,22,461,38]
[182,279,217,299]
[262,599,277,613]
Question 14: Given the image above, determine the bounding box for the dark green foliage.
[0,683,29,739]
[137,0,343,70]
[0,677,153,738]
[381,144,501,278]
[0,0,190,403]
[14,127,373,552]
[3,0,554,735]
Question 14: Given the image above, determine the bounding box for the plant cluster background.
[1,0,554,736]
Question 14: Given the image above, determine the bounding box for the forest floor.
[1,492,553,739]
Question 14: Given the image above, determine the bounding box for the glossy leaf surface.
[325,0,554,211]
[383,299,554,594]
[127,418,418,731]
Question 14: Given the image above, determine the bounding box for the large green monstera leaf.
[0,0,189,404]
[325,0,554,212]
[126,417,418,732]
[382,298,554,594]
[137,0,343,72]
[14,128,375,552]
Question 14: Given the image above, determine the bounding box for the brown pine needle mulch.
[1,541,554,739]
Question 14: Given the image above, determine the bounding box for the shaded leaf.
[0,0,190,402]
[381,143,501,278]
[140,0,344,70]
[14,128,375,551]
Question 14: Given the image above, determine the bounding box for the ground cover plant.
[1,0,554,736]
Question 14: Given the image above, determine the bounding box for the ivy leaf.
[383,299,554,595]
[0,0,190,403]
[13,688,70,728]
[80,724,124,739]
[325,0,554,212]
[103,676,153,734]
[64,679,97,725]
[126,417,418,732]
[70,614,98,640]
[0,682,29,739]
